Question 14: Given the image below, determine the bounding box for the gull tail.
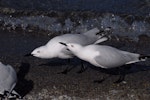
[139,54,150,61]
[94,37,108,44]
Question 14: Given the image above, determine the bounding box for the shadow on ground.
[15,62,34,97]
[89,63,150,83]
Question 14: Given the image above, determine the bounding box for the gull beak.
[24,53,32,57]
[59,42,70,51]
[59,42,67,46]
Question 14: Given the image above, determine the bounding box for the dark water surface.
[0,0,150,15]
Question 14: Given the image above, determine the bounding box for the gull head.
[30,46,50,59]
[59,42,82,53]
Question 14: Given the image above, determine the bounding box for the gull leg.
[93,77,106,83]
[94,74,112,83]
[113,66,129,83]
[77,61,88,74]
[67,59,71,64]
[58,66,75,74]
[114,74,125,83]
[58,59,75,74]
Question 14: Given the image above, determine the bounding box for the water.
[0,0,150,41]
[0,13,150,41]
[0,0,150,15]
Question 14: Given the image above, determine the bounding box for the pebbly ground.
[0,29,150,100]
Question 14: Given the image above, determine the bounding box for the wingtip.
[139,55,150,60]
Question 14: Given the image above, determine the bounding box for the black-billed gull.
[59,42,150,82]
[60,42,149,68]
[27,28,108,59]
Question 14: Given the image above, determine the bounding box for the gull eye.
[71,45,74,47]
[37,51,40,53]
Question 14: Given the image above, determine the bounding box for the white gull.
[59,43,149,69]
[28,28,108,59]
[0,62,21,99]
